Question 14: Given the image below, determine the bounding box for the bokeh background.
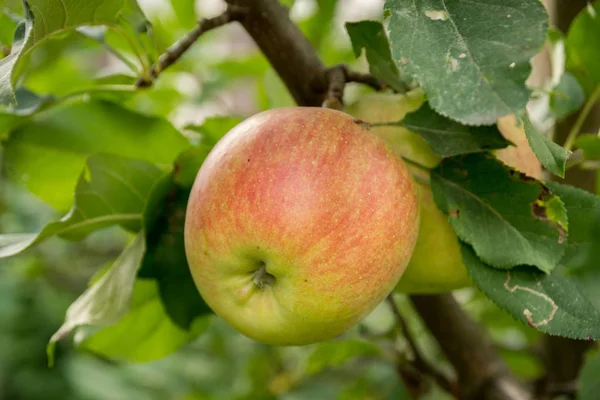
[0,0,567,399]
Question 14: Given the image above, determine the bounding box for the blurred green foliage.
[0,0,597,399]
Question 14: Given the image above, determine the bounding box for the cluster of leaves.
[346,1,600,341]
[0,0,599,384]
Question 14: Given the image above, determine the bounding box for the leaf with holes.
[0,0,126,105]
[0,154,173,259]
[462,244,600,338]
[463,182,600,338]
[345,21,406,92]
[395,102,510,157]
[384,0,548,125]
[431,153,567,272]
[522,114,571,177]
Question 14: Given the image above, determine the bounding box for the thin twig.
[563,84,600,151]
[135,8,245,88]
[322,64,389,109]
[345,69,387,91]
[386,296,458,397]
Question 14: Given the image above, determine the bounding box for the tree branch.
[410,294,531,400]
[135,8,244,88]
[322,64,388,109]
[224,0,327,106]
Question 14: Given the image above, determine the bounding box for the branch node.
[322,64,388,110]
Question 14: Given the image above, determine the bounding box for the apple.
[184,107,420,345]
[347,92,542,293]
[347,91,471,293]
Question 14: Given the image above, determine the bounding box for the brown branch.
[224,0,327,106]
[322,64,388,109]
[387,296,458,397]
[322,66,346,110]
[345,68,388,91]
[410,294,532,400]
[135,8,244,88]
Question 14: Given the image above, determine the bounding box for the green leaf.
[0,154,172,258]
[546,182,600,277]
[0,0,126,105]
[305,339,381,375]
[47,231,147,366]
[579,352,600,400]
[431,153,566,272]
[171,0,197,30]
[138,188,212,330]
[0,88,55,137]
[549,72,585,118]
[3,99,190,210]
[576,135,600,160]
[75,279,211,363]
[384,0,548,125]
[345,21,405,92]
[565,2,600,93]
[462,244,600,339]
[0,12,17,46]
[396,102,510,157]
[522,114,571,177]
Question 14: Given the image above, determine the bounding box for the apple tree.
[1,0,600,399]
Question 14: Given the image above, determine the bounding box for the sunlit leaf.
[0,0,126,105]
[75,279,211,363]
[3,99,190,210]
[0,154,172,258]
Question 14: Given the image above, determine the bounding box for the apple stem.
[252,263,276,289]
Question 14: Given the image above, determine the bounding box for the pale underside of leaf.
[0,0,126,105]
[48,231,146,365]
